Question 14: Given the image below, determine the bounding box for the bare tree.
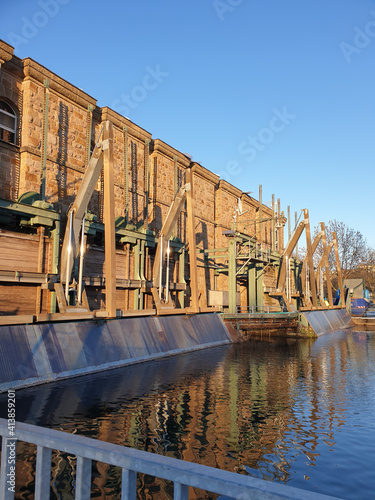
[355,248,375,294]
[297,220,374,292]
[325,220,368,277]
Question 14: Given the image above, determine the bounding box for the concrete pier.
[223,309,353,338]
[351,316,375,330]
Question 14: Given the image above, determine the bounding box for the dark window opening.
[0,100,17,145]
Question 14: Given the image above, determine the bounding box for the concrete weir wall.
[0,314,232,393]
[301,309,353,337]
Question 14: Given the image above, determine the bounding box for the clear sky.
[1,0,374,247]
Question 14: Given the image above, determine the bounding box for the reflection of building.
[0,39,286,320]
[3,331,370,498]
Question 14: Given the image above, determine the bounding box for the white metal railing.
[0,419,342,499]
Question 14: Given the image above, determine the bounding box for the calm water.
[1,328,375,499]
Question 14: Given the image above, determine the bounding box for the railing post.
[174,482,189,500]
[121,469,137,499]
[0,437,16,500]
[75,457,92,500]
[35,445,52,500]
[0,418,345,500]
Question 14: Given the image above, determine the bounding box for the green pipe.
[40,79,49,201]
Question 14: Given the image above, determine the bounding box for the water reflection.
[1,329,374,499]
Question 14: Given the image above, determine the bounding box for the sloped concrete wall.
[301,309,353,337]
[0,314,231,392]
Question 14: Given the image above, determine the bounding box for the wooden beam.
[332,231,345,306]
[277,219,306,293]
[186,168,199,313]
[320,222,333,307]
[120,308,156,317]
[36,312,95,322]
[282,292,297,312]
[311,231,323,254]
[54,283,67,313]
[152,182,190,287]
[60,123,106,282]
[228,238,237,314]
[315,263,325,306]
[300,258,308,307]
[103,121,117,318]
[301,230,322,307]
[36,226,45,314]
[304,209,318,307]
[0,315,35,326]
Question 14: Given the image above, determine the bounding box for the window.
[0,100,17,144]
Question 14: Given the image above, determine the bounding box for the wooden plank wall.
[0,230,51,272]
[0,230,52,315]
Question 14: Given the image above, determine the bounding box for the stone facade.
[0,40,285,316]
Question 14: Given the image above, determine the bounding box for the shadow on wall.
[56,102,68,203]
[196,221,211,306]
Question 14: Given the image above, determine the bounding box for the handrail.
[0,419,342,500]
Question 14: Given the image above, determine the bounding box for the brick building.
[0,39,286,320]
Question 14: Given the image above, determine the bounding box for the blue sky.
[1,0,374,247]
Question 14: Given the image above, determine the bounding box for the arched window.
[0,100,17,145]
